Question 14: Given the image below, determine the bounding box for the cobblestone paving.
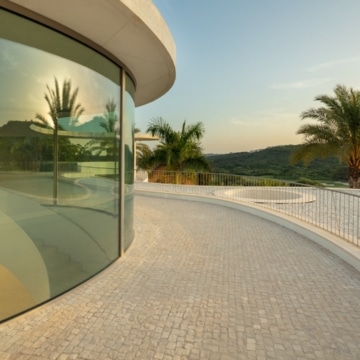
[1,195,360,359]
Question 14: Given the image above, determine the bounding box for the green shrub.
[297,177,324,187]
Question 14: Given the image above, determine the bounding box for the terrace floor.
[1,194,360,359]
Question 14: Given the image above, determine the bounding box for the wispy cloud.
[0,47,18,70]
[308,56,360,72]
[231,117,261,126]
[231,110,299,127]
[271,78,330,90]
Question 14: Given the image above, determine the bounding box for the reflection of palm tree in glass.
[89,99,119,158]
[36,77,85,203]
[100,99,118,134]
[35,78,85,128]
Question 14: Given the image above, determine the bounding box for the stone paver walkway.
[1,194,360,359]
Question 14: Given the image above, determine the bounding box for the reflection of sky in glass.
[0,38,120,132]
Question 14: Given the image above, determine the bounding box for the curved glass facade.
[124,75,135,250]
[0,9,134,321]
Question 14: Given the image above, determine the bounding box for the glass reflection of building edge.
[0,1,175,322]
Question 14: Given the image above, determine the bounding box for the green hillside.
[206,145,347,182]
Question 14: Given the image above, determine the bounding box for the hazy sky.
[135,0,360,154]
[0,38,119,128]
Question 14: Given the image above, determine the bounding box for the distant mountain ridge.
[206,145,347,181]
[58,116,105,133]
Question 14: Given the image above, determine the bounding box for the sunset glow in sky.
[136,0,360,154]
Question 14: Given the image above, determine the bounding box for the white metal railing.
[135,170,360,247]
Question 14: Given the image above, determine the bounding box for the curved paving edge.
[135,190,360,273]
[1,194,359,359]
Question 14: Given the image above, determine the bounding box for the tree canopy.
[291,84,360,188]
[35,78,85,128]
[137,117,210,173]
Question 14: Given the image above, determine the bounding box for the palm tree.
[35,77,85,202]
[35,78,85,128]
[291,84,360,188]
[139,117,210,181]
[88,99,119,158]
[100,99,118,134]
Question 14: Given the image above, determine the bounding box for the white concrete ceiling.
[4,0,176,106]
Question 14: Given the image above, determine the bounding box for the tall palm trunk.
[348,166,360,188]
[347,149,360,188]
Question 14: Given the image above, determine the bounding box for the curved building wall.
[124,75,136,251]
[0,8,135,321]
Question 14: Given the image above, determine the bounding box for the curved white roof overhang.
[134,133,159,141]
[1,0,176,107]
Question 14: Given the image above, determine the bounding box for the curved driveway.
[0,194,359,359]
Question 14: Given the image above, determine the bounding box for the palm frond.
[36,77,85,129]
[294,84,360,177]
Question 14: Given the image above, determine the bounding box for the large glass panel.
[0,9,121,321]
[124,75,135,250]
